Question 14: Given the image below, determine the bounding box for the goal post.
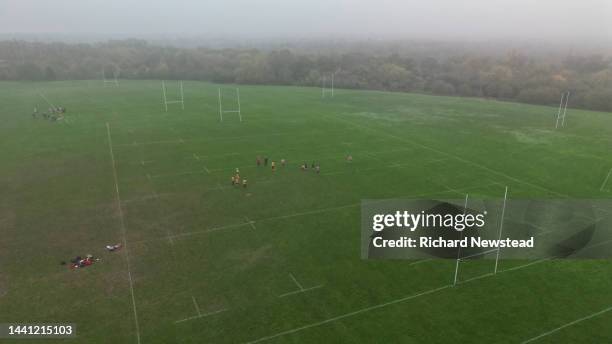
[321,73,335,98]
[452,186,509,285]
[102,67,119,87]
[555,91,570,129]
[162,80,185,112]
[218,87,242,122]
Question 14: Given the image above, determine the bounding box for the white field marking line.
[115,132,293,147]
[278,285,324,298]
[133,188,488,245]
[121,193,172,205]
[456,272,495,284]
[170,222,251,240]
[441,182,503,197]
[147,145,417,180]
[246,247,562,344]
[321,157,449,176]
[332,116,569,198]
[244,217,257,230]
[120,139,184,147]
[105,123,141,344]
[521,305,612,344]
[192,296,202,316]
[600,168,612,191]
[408,258,433,266]
[289,273,304,291]
[204,166,211,174]
[499,257,554,272]
[251,285,453,343]
[151,170,205,179]
[174,308,228,324]
[193,153,200,161]
[458,248,499,261]
[38,92,56,108]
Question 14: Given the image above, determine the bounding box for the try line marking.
[278,273,324,298]
[174,296,228,324]
[131,185,491,245]
[106,123,141,344]
[521,305,612,343]
[244,253,555,344]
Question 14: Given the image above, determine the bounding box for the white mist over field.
[0,0,610,41]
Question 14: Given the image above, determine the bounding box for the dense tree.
[0,40,610,112]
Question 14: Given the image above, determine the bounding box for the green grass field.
[2,80,612,343]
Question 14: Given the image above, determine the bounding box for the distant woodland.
[1,39,611,112]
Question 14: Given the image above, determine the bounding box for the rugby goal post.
[218,88,242,122]
[452,186,508,286]
[555,91,570,129]
[102,67,119,87]
[162,80,185,112]
[321,73,335,98]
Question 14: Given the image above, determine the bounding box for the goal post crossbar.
[218,88,242,122]
[453,186,508,285]
[102,68,119,86]
[162,80,185,112]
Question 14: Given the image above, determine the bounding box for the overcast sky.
[0,0,610,41]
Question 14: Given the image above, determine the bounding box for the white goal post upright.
[218,87,242,122]
[321,73,335,98]
[555,91,570,129]
[560,91,570,127]
[102,68,119,87]
[453,194,470,286]
[162,80,185,112]
[494,186,509,274]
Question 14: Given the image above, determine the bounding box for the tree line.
[0,39,611,112]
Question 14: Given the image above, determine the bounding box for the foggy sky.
[0,0,610,41]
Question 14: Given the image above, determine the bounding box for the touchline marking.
[600,168,612,191]
[278,285,324,298]
[106,123,141,344]
[521,305,612,343]
[204,166,211,174]
[174,308,228,324]
[151,171,205,178]
[252,285,452,343]
[193,153,200,161]
[245,248,562,343]
[278,273,324,298]
[408,259,433,266]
